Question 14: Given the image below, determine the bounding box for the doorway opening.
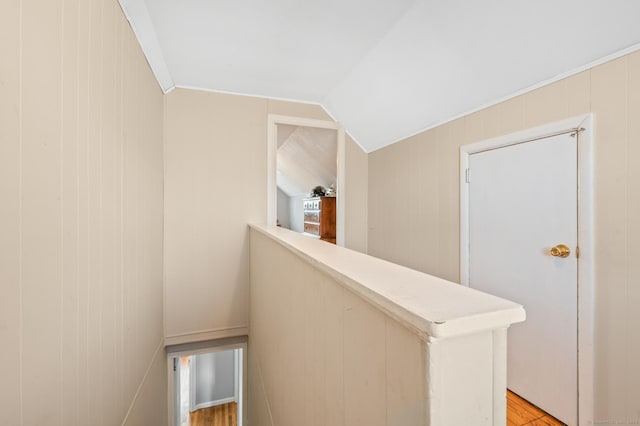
[267,115,345,246]
[167,338,247,426]
[276,124,337,242]
[459,114,593,425]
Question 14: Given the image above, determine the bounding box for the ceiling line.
[367,41,640,154]
[118,0,174,92]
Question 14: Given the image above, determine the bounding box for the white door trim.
[267,114,346,246]
[459,113,594,425]
[167,342,248,426]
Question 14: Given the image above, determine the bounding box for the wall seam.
[85,0,94,420]
[119,339,164,426]
[59,0,66,423]
[384,317,389,424]
[74,0,82,423]
[118,18,126,422]
[97,0,105,421]
[162,84,167,344]
[18,0,24,423]
[341,286,346,426]
[624,56,631,419]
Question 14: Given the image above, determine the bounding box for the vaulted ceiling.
[120,0,640,152]
[277,125,337,197]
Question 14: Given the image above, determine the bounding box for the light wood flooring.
[189,402,237,426]
[186,391,559,425]
[507,390,566,425]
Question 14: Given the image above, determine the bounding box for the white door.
[467,132,577,425]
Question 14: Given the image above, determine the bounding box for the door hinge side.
[173,358,177,372]
[570,127,586,138]
[465,168,470,183]
[576,246,580,259]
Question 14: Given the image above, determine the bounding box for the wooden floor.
[189,402,237,426]
[185,391,560,425]
[507,391,566,425]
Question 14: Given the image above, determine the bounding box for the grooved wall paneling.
[248,229,426,426]
[0,0,165,424]
[163,89,369,343]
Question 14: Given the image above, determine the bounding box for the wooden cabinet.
[303,196,336,244]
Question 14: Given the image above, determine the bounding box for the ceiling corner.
[118,0,174,93]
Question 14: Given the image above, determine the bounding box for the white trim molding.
[164,326,248,347]
[459,113,594,425]
[267,114,346,246]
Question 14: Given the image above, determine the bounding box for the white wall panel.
[0,0,166,424]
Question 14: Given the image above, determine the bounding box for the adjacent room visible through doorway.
[267,114,346,246]
[168,339,246,426]
[275,123,338,244]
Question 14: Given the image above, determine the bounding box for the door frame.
[459,113,594,424]
[267,114,346,246]
[167,338,248,426]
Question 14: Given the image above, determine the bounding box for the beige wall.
[249,229,425,426]
[164,89,266,343]
[163,89,368,344]
[0,0,166,425]
[345,134,369,253]
[368,52,640,420]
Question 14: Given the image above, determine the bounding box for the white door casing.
[460,114,594,425]
[167,341,248,426]
[267,114,346,246]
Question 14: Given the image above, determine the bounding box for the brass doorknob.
[550,244,571,258]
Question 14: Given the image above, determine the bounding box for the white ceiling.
[277,125,337,197]
[121,0,640,152]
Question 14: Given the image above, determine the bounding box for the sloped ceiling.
[120,0,640,152]
[277,125,337,197]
